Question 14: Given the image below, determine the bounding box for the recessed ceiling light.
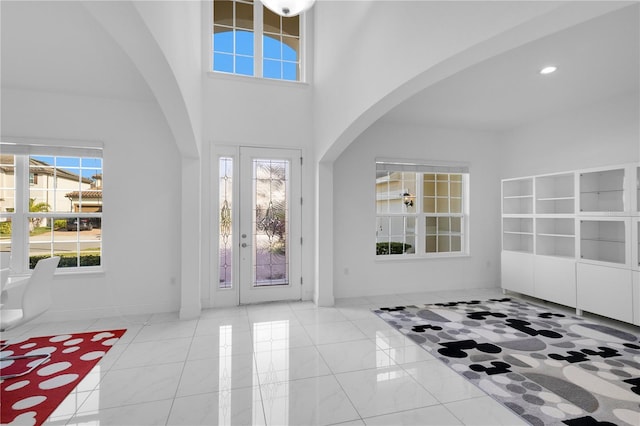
[539,66,558,75]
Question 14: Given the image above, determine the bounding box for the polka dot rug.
[374,298,640,426]
[1,329,126,425]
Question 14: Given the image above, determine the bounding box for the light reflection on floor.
[0,288,558,425]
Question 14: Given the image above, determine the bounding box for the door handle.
[241,243,248,248]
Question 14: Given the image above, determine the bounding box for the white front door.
[238,147,302,304]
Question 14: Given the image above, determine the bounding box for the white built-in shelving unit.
[502,163,640,325]
[501,177,535,295]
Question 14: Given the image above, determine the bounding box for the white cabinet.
[577,263,633,323]
[634,218,640,271]
[636,166,640,212]
[501,251,534,296]
[579,168,626,213]
[534,256,576,307]
[502,163,639,324]
[579,218,629,266]
[633,271,640,326]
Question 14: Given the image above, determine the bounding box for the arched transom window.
[212,0,303,82]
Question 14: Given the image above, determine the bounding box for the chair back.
[1,252,12,288]
[1,251,10,269]
[1,267,9,289]
[22,256,60,322]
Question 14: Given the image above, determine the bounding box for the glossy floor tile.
[335,366,440,418]
[4,287,577,425]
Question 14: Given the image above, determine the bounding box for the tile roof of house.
[65,191,102,199]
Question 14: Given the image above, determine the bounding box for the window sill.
[206,71,310,88]
[10,267,106,280]
[54,267,105,278]
[374,253,471,263]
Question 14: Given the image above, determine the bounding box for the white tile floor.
[5,287,633,425]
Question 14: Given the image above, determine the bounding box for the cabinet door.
[502,251,534,296]
[577,263,633,323]
[535,256,576,308]
[633,271,639,326]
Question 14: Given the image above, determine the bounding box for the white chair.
[0,256,60,379]
[1,251,11,289]
[0,251,10,269]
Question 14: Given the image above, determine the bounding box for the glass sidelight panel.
[253,159,289,286]
[219,157,233,289]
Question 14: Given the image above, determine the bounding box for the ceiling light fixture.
[261,0,316,17]
[539,66,558,75]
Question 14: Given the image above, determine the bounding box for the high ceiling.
[2,1,638,130]
[1,1,155,102]
[380,4,639,131]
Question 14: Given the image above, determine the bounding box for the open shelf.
[503,178,533,215]
[503,217,533,233]
[503,197,533,215]
[503,178,533,198]
[503,233,533,253]
[536,173,575,214]
[580,168,625,213]
[536,217,575,257]
[503,217,533,253]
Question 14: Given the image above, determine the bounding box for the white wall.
[1,88,182,320]
[201,76,317,304]
[312,1,632,304]
[333,121,502,298]
[134,0,203,149]
[313,1,562,160]
[312,1,633,163]
[499,91,640,178]
[204,76,312,147]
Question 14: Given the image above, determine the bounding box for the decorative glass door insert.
[238,147,301,304]
[252,158,289,286]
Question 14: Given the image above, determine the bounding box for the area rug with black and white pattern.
[373,298,640,426]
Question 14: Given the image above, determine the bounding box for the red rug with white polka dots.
[0,329,126,425]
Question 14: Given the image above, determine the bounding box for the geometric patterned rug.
[0,329,126,426]
[374,298,640,426]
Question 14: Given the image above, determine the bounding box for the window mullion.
[14,155,29,273]
[415,173,424,255]
[254,2,263,77]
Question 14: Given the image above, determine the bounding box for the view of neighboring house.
[64,174,103,213]
[0,154,102,222]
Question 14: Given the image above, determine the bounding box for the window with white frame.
[375,160,469,257]
[0,142,103,271]
[212,0,303,81]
